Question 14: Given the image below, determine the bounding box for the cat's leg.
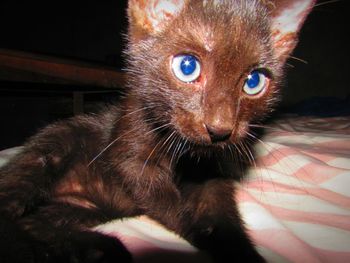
[0,112,115,219]
[0,123,83,218]
[0,216,49,263]
[0,117,132,262]
[0,202,132,263]
[0,155,134,262]
[182,179,265,262]
[117,153,264,261]
[153,179,265,262]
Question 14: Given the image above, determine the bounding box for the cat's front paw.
[53,231,133,263]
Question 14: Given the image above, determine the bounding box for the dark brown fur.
[0,1,314,262]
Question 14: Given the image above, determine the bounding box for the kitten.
[0,0,315,262]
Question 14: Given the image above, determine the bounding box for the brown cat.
[0,0,315,262]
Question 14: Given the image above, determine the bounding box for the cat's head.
[126,0,315,148]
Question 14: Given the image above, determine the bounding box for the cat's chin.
[193,142,233,152]
[181,141,242,160]
[173,130,242,156]
[175,127,245,148]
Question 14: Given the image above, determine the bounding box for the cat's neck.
[106,95,173,167]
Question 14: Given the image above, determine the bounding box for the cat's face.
[127,0,315,147]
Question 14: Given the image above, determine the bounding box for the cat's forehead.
[169,1,269,53]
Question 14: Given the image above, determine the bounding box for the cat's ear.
[128,0,187,40]
[269,0,316,62]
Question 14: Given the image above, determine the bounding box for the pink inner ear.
[271,0,315,59]
[272,1,314,35]
[136,0,186,33]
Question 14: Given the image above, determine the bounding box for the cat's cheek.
[169,74,206,93]
[241,81,278,119]
[225,121,249,144]
[172,109,210,144]
[235,121,249,140]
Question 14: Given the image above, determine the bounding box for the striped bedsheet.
[1,115,349,262]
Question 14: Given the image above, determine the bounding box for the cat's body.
[0,1,315,262]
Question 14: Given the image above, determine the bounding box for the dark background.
[0,0,349,149]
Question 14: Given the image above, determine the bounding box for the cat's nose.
[205,124,233,143]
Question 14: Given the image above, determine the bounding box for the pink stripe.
[244,180,313,195]
[304,187,350,209]
[317,140,350,153]
[242,179,350,209]
[256,146,303,166]
[260,203,350,231]
[316,248,350,263]
[252,225,350,262]
[249,229,323,263]
[298,150,345,163]
[236,187,261,203]
[257,144,349,168]
[237,187,350,230]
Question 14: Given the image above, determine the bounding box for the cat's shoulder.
[23,104,121,150]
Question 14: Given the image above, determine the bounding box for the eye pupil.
[180,55,197,75]
[246,71,260,89]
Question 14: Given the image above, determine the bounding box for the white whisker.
[140,125,173,176]
[315,0,340,8]
[88,124,143,167]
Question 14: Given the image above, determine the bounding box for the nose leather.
[205,124,232,143]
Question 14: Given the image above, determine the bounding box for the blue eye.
[243,70,268,95]
[172,54,201,83]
